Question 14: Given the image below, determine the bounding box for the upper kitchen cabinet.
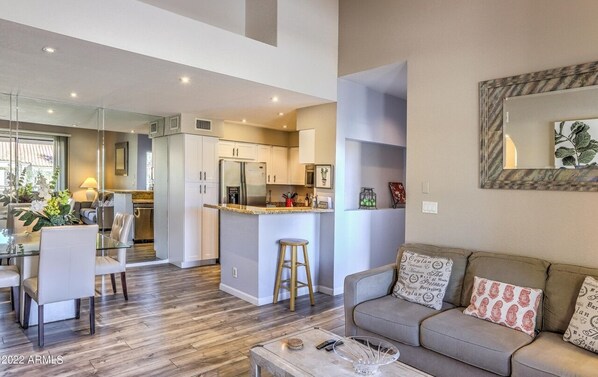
[185,135,219,183]
[257,145,288,184]
[219,140,258,160]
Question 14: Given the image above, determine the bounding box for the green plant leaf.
[574,131,591,148]
[555,147,575,158]
[562,156,576,166]
[579,139,598,152]
[579,149,597,164]
[558,121,565,135]
[570,121,589,135]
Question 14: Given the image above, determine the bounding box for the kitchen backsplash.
[267,185,313,206]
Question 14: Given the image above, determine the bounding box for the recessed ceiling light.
[70,92,78,98]
[72,124,78,127]
[47,109,54,114]
[242,119,247,123]
[180,76,190,84]
[282,125,288,129]
[130,130,135,133]
[271,96,279,102]
[278,112,284,116]
[42,46,56,54]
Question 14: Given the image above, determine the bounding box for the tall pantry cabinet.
[157,133,220,268]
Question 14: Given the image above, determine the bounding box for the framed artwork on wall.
[315,164,333,189]
[115,142,128,176]
[389,182,406,208]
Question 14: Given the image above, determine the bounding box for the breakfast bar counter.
[205,204,334,305]
[203,203,333,215]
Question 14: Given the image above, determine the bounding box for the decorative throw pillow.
[392,250,453,310]
[563,276,598,354]
[463,276,542,337]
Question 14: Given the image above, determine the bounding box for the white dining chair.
[22,224,98,347]
[95,213,133,300]
[0,264,20,322]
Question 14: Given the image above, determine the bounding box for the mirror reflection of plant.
[554,121,598,167]
[0,167,60,205]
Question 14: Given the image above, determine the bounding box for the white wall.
[1,0,338,101]
[339,0,598,268]
[330,79,407,293]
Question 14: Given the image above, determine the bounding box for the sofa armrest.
[344,263,397,336]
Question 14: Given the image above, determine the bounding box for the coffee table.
[250,327,431,376]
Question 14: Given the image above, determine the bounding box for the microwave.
[305,164,315,188]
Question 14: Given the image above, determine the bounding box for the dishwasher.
[133,202,154,242]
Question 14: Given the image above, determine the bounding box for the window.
[0,132,68,195]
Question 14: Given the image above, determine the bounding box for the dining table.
[0,228,129,259]
[0,227,130,326]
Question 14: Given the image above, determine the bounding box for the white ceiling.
[0,19,329,133]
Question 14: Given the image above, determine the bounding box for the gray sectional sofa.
[344,243,598,377]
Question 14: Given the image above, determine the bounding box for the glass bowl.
[333,336,400,375]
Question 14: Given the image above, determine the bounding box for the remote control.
[325,340,342,351]
[316,339,337,350]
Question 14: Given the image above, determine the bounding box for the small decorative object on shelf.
[389,182,406,208]
[359,188,377,209]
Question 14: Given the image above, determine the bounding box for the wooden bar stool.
[273,238,315,311]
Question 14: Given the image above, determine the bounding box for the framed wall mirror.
[115,141,128,176]
[480,60,598,191]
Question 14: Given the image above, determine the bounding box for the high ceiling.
[0,19,329,133]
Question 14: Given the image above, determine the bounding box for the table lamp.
[80,177,98,201]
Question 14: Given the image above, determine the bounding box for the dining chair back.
[22,224,99,347]
[96,213,133,300]
[37,225,98,305]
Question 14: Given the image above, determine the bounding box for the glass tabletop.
[0,228,129,259]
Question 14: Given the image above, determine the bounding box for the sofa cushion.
[512,331,598,377]
[563,276,598,353]
[544,263,598,333]
[464,276,542,337]
[354,295,454,346]
[397,243,472,306]
[392,250,453,310]
[461,251,549,330]
[421,308,533,376]
[80,208,97,222]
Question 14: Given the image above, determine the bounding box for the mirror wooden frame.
[480,60,598,191]
[115,141,128,176]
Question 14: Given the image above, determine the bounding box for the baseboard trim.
[219,283,322,306]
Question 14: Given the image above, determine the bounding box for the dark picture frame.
[115,142,128,176]
[389,182,406,208]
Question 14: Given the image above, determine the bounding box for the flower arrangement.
[0,167,37,205]
[10,168,78,231]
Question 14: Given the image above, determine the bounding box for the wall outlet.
[232,267,238,278]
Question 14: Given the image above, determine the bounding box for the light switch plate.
[422,201,438,214]
[422,181,430,194]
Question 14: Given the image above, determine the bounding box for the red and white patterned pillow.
[463,276,543,337]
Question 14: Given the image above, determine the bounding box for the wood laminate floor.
[0,264,344,376]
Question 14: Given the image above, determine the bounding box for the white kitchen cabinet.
[257,145,288,184]
[185,135,219,183]
[288,147,305,185]
[167,134,219,268]
[219,140,257,160]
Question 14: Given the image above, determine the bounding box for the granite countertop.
[204,203,334,215]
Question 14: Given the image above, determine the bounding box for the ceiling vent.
[195,118,212,131]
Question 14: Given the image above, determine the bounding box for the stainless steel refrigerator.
[219,160,267,206]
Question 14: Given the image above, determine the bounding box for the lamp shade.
[80,177,98,189]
